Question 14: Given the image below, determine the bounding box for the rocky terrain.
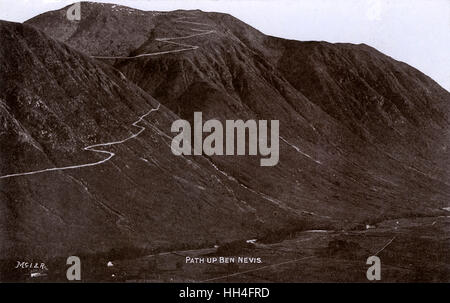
[0,2,448,281]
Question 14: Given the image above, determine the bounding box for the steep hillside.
[0,21,305,264]
[0,2,447,281]
[26,2,450,220]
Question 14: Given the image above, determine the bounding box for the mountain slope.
[1,20,305,265]
[26,2,450,218]
[1,2,448,278]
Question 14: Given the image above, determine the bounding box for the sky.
[0,0,449,91]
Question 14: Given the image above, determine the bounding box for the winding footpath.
[0,105,160,179]
[1,16,215,180]
[91,17,215,60]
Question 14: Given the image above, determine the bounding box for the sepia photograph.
[0,0,449,288]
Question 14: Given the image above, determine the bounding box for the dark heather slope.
[0,21,307,262]
[11,3,450,259]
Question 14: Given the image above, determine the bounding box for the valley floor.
[76,214,450,282]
